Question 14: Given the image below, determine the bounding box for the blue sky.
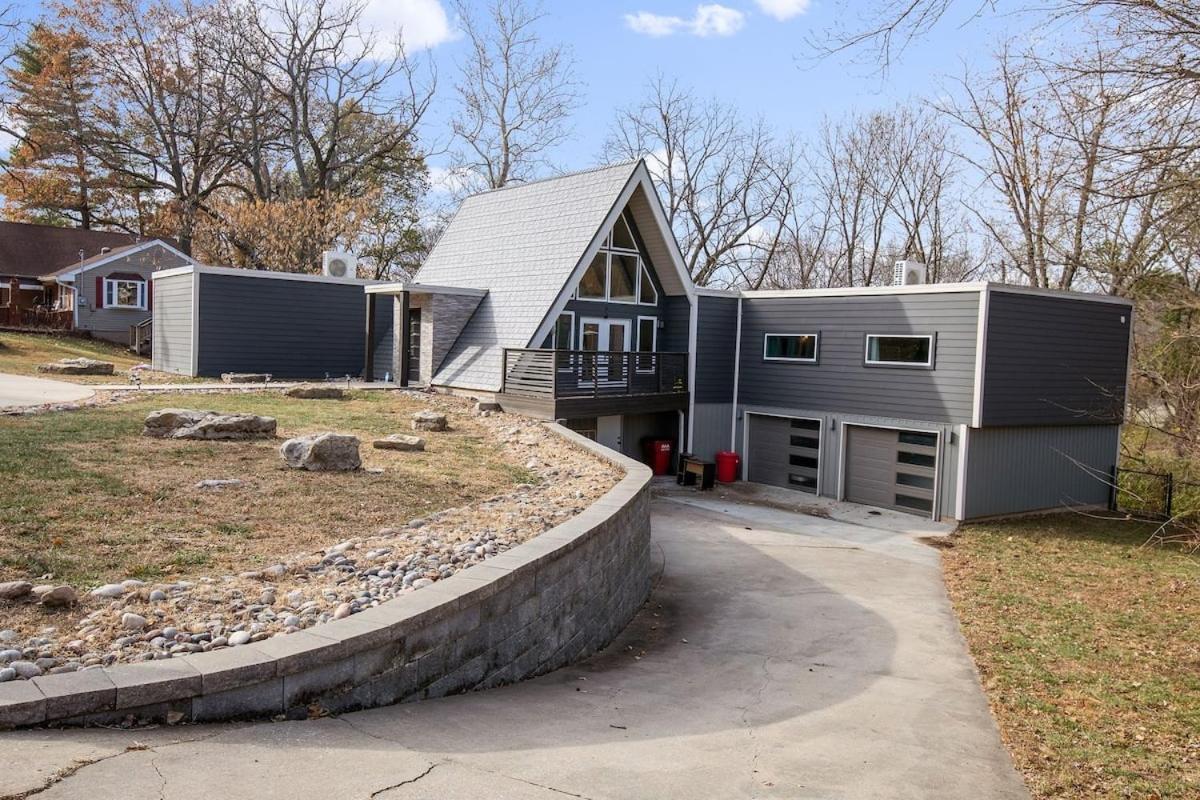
[4,0,1049,175]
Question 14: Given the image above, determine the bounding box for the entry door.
[407,309,421,382]
[580,318,630,384]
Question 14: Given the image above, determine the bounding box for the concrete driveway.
[0,372,94,410]
[0,486,1028,800]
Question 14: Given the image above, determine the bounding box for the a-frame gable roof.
[417,160,692,391]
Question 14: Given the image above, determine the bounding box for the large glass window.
[104,277,147,310]
[639,264,657,305]
[609,253,637,302]
[865,334,934,366]
[578,253,607,299]
[612,214,637,250]
[763,333,818,362]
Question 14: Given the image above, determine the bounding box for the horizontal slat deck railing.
[502,349,689,400]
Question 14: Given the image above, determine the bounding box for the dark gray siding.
[659,295,690,352]
[196,273,368,379]
[371,295,394,381]
[964,424,1119,518]
[981,292,1130,426]
[563,297,665,348]
[694,295,739,404]
[737,292,980,425]
[690,402,733,461]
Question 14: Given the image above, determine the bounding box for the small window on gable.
[609,253,637,302]
[639,263,657,305]
[579,253,606,299]
[612,214,636,250]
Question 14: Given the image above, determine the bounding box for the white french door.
[580,318,630,385]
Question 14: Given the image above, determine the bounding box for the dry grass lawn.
[0,391,534,587]
[0,330,202,384]
[944,515,1200,799]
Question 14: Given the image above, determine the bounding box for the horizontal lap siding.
[658,295,691,353]
[150,272,193,375]
[371,296,394,381]
[196,274,367,379]
[982,293,1130,426]
[964,425,1119,518]
[737,293,980,425]
[695,295,738,404]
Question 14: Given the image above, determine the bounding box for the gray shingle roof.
[416,162,640,391]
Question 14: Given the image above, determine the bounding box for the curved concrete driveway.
[0,488,1028,800]
[0,372,94,410]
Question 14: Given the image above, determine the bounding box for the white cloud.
[624,4,745,38]
[754,0,812,21]
[691,4,745,36]
[362,0,455,52]
[624,11,688,37]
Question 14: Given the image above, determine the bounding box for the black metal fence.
[1111,467,1200,521]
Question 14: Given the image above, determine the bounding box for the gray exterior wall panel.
[370,296,394,381]
[963,424,1119,518]
[690,402,733,461]
[150,272,194,375]
[78,244,190,344]
[694,295,739,404]
[981,292,1130,426]
[737,293,980,425]
[658,295,690,352]
[196,273,368,379]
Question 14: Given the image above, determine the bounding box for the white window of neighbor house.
[865,334,934,367]
[764,333,819,362]
[104,277,147,310]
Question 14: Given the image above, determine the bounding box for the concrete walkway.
[0,490,1028,800]
[0,372,94,410]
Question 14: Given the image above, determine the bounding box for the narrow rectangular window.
[865,334,934,367]
[636,316,657,373]
[763,333,818,362]
[638,263,658,305]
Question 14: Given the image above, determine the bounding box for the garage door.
[746,415,821,493]
[844,426,938,516]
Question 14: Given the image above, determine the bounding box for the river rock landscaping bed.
[0,394,622,682]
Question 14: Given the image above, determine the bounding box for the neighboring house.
[365,160,1132,523]
[0,221,189,344]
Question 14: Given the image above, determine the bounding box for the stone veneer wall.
[0,426,652,728]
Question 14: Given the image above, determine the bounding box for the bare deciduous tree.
[603,76,795,287]
[449,0,579,191]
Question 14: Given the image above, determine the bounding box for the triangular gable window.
[611,214,636,250]
[639,263,657,305]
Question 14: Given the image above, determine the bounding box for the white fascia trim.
[971,285,990,428]
[633,160,697,303]
[527,167,646,349]
[729,295,743,451]
[694,286,739,298]
[745,282,986,299]
[988,282,1134,306]
[364,282,488,297]
[152,262,386,286]
[61,239,191,282]
[190,269,200,377]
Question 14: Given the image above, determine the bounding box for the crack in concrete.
[736,654,776,791]
[367,762,440,799]
[0,727,230,800]
[148,755,167,800]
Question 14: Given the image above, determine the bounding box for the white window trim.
[763,332,819,363]
[864,334,935,367]
[637,262,658,306]
[104,277,148,311]
[635,315,658,373]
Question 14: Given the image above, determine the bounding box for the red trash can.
[715,450,741,483]
[648,439,674,476]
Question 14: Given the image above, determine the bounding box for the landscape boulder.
[221,372,272,384]
[474,401,502,414]
[284,384,345,400]
[39,585,77,608]
[0,581,32,601]
[37,357,114,376]
[143,408,276,440]
[373,433,425,452]
[280,432,362,471]
[412,411,448,432]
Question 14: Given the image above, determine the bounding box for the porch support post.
[363,292,376,382]
[397,290,410,387]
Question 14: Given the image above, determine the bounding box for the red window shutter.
[96,276,105,308]
[147,279,152,310]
